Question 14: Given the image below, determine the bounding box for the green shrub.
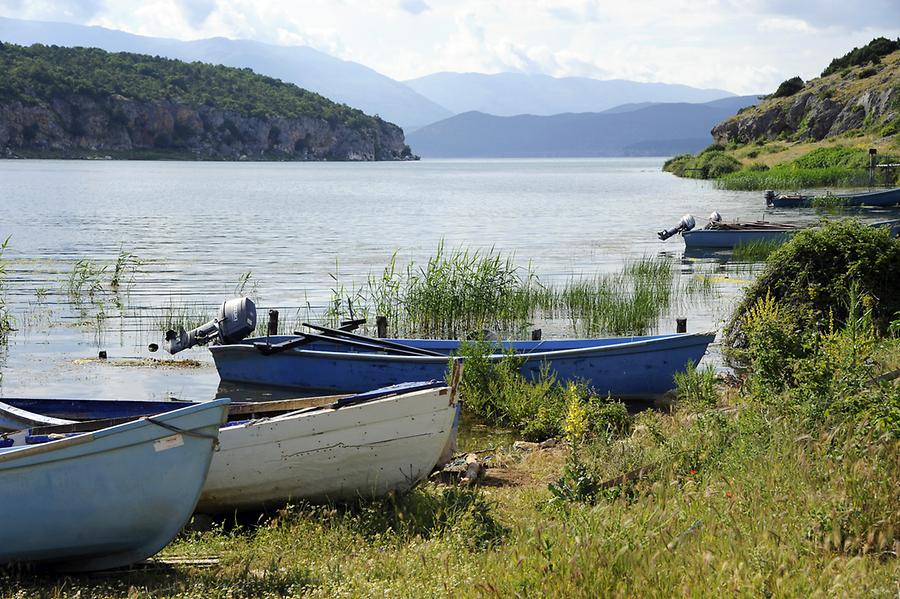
[728,220,900,344]
[772,76,804,98]
[821,37,899,77]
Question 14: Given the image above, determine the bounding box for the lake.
[1,158,892,400]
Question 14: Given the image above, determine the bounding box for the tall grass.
[552,258,676,336]
[320,247,711,339]
[732,238,784,262]
[716,167,871,191]
[0,235,12,337]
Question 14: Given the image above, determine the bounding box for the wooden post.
[869,148,877,188]
[267,310,279,336]
[376,316,388,338]
[676,318,687,333]
[531,328,542,340]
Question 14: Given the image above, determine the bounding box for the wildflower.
[725,491,733,498]
[689,469,697,475]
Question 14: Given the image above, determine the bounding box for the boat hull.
[198,384,457,512]
[767,187,900,208]
[682,228,794,249]
[210,333,715,398]
[0,400,228,572]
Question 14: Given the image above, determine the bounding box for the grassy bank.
[665,143,898,191]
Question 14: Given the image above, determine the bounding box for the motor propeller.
[657,214,696,241]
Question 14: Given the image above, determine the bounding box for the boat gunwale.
[0,399,230,464]
[211,332,717,363]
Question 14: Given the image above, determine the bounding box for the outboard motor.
[164,297,257,354]
[764,190,776,206]
[657,214,696,241]
[708,211,722,224]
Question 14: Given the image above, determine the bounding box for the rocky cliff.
[1,94,410,160]
[711,49,899,145]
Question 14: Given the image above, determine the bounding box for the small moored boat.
[158,297,714,398]
[658,212,801,249]
[765,187,900,208]
[0,399,228,572]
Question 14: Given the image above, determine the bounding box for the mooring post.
[531,328,542,340]
[376,315,388,338]
[676,318,687,333]
[869,148,877,187]
[267,309,279,336]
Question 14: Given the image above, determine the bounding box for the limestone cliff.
[711,49,899,145]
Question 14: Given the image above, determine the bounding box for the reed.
[731,238,784,262]
[0,235,11,336]
[716,166,871,191]
[320,248,708,339]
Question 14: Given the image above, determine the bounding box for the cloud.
[0,0,104,21]
[752,0,900,30]
[546,2,602,24]
[176,0,217,27]
[398,0,429,15]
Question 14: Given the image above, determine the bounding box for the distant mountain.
[0,17,452,130]
[406,96,759,158]
[404,72,736,117]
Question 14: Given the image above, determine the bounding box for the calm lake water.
[1,158,896,400]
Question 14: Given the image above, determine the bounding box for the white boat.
[198,381,459,512]
[3,375,461,513]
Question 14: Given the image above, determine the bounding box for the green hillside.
[664,38,900,190]
[0,42,380,130]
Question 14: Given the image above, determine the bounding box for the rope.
[145,417,220,450]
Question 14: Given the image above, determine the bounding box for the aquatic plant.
[109,249,143,290]
[0,236,12,336]
[318,248,709,339]
[731,238,784,262]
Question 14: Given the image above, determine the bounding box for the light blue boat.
[209,333,715,398]
[681,225,799,249]
[0,399,229,572]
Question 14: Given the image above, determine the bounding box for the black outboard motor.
[657,214,696,241]
[764,190,776,206]
[164,297,257,354]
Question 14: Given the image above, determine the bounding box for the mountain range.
[404,72,734,117]
[406,96,759,158]
[0,16,451,130]
[0,16,754,157]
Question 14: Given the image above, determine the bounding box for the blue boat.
[0,399,228,572]
[765,187,900,208]
[208,333,715,398]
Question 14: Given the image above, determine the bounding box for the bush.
[727,220,900,346]
[821,37,900,77]
[772,76,804,98]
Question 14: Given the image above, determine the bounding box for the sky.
[1,0,898,94]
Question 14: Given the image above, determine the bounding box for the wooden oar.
[299,322,445,357]
[255,319,366,356]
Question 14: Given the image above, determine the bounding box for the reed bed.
[715,167,871,191]
[324,247,714,339]
[731,238,784,262]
